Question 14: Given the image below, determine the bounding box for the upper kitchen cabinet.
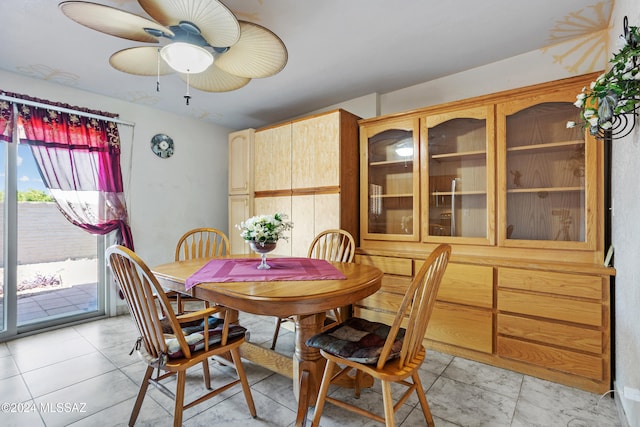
[423,105,495,245]
[251,109,360,256]
[360,117,420,241]
[254,122,292,193]
[497,88,599,251]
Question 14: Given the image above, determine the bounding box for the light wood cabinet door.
[291,111,341,189]
[423,105,495,245]
[253,196,293,256]
[229,194,252,254]
[255,123,292,192]
[360,117,420,241]
[228,129,254,195]
[497,86,599,250]
[314,193,341,235]
[291,195,314,256]
[290,194,341,257]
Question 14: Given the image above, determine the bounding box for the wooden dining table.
[151,255,383,426]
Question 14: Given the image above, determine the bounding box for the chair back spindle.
[307,229,356,263]
[108,246,190,360]
[175,228,230,261]
[171,228,230,314]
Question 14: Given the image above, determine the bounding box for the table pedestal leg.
[293,312,326,427]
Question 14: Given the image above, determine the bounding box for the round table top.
[152,256,383,318]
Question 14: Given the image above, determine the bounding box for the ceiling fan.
[58,0,288,103]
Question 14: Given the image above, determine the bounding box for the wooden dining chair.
[169,228,231,314]
[106,245,256,427]
[306,244,451,427]
[270,229,356,350]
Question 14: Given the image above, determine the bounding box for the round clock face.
[151,134,174,158]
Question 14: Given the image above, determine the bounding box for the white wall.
[0,70,231,268]
[609,3,640,427]
[307,29,606,120]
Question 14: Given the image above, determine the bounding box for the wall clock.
[150,133,174,158]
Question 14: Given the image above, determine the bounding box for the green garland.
[569,21,640,137]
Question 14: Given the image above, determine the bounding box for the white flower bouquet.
[236,213,293,244]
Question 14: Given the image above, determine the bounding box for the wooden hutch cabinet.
[355,72,614,394]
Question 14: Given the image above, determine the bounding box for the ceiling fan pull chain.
[156,48,161,92]
[184,73,191,105]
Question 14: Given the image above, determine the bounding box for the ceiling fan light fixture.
[160,42,213,74]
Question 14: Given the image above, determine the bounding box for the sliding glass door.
[1,139,106,340]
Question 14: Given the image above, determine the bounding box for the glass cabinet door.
[424,106,494,244]
[360,118,420,241]
[497,90,597,249]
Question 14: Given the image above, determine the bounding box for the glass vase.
[249,241,277,269]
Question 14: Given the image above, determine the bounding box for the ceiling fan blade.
[215,21,287,79]
[138,0,240,47]
[59,1,173,43]
[181,65,250,92]
[110,46,175,76]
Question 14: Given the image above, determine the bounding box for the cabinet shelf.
[430,190,487,196]
[371,193,413,198]
[507,186,584,193]
[370,159,414,167]
[507,140,584,153]
[431,150,486,161]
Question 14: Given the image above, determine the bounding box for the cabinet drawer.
[355,301,493,354]
[356,255,413,276]
[498,268,602,299]
[426,302,493,353]
[498,289,602,326]
[497,314,602,354]
[437,263,493,308]
[380,275,412,294]
[497,336,603,380]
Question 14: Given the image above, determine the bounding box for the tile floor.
[0,312,624,427]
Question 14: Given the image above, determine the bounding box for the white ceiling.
[0,0,611,130]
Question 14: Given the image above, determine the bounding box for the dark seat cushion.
[164,321,246,359]
[305,317,405,364]
[160,316,222,335]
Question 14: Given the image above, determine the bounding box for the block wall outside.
[0,202,97,267]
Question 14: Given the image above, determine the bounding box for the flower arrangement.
[236,213,293,244]
[568,18,640,138]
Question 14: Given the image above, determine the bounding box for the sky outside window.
[0,143,49,194]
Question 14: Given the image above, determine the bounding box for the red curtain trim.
[1,90,119,119]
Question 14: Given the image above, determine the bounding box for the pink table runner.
[185,257,346,290]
